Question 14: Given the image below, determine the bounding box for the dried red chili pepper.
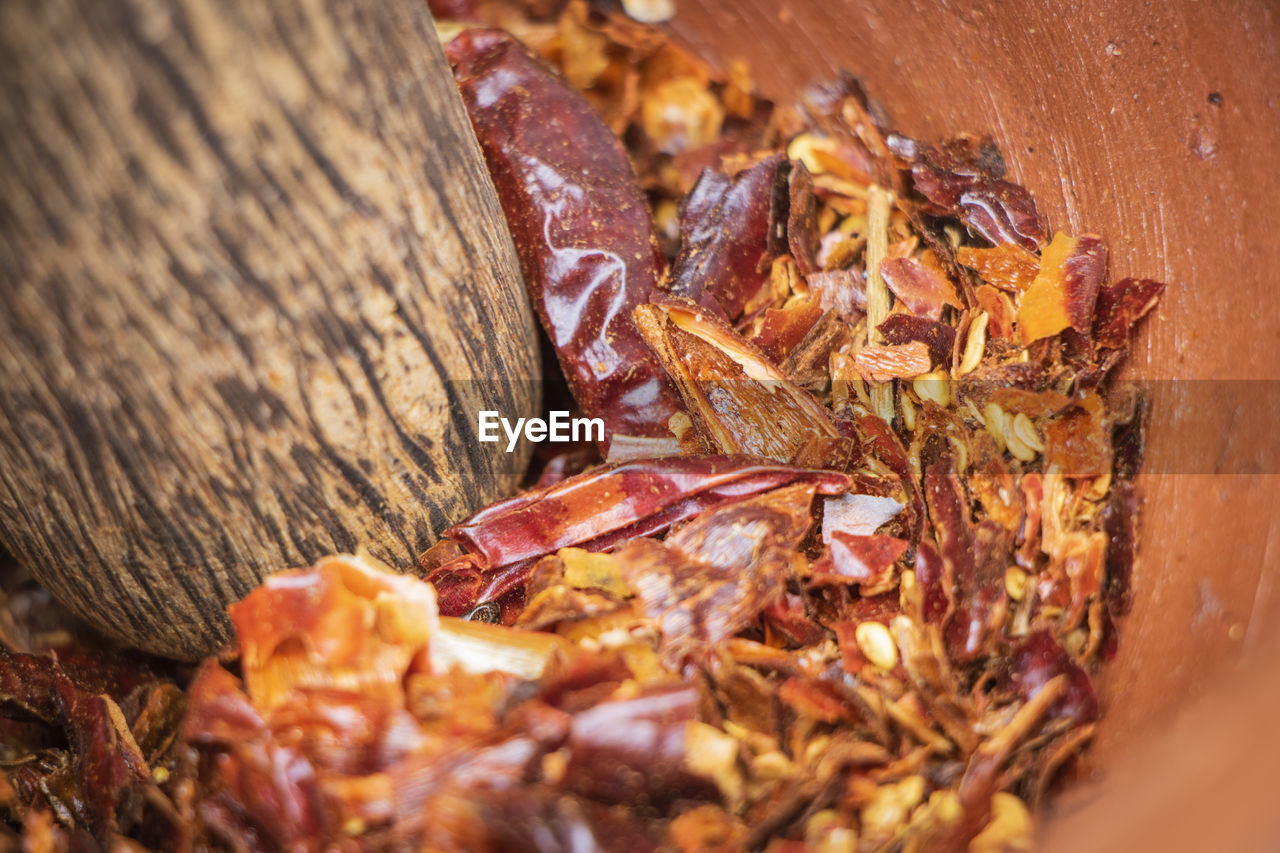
[1009,630,1099,723]
[667,154,788,320]
[924,453,1008,661]
[876,314,957,367]
[426,455,851,616]
[1093,276,1166,350]
[907,135,1048,252]
[879,255,962,319]
[448,29,682,448]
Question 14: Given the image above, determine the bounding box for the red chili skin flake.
[924,453,1008,661]
[763,592,831,647]
[778,676,855,724]
[957,243,1041,293]
[974,284,1015,340]
[833,620,866,674]
[634,297,852,467]
[531,445,602,490]
[617,483,817,662]
[1009,630,1100,723]
[908,136,1048,252]
[53,672,148,837]
[787,162,822,275]
[668,155,788,320]
[182,663,329,847]
[1060,235,1108,334]
[913,539,952,624]
[1016,472,1044,569]
[1103,480,1139,616]
[988,388,1072,418]
[848,591,902,624]
[448,29,681,448]
[749,299,826,363]
[817,532,908,586]
[560,685,718,806]
[852,341,933,381]
[0,647,174,841]
[1092,276,1166,350]
[1043,395,1112,478]
[482,787,663,852]
[427,0,481,21]
[852,414,923,543]
[879,257,961,319]
[1018,233,1108,343]
[876,314,958,369]
[802,73,896,189]
[808,268,867,321]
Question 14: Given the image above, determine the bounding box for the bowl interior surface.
[667,0,1280,844]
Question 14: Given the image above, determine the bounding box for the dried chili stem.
[865,186,894,341]
[865,184,896,422]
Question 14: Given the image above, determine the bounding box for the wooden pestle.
[0,0,540,659]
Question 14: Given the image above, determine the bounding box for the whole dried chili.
[448,29,682,450]
[423,454,851,616]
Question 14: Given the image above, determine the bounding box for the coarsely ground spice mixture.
[0,2,1165,850]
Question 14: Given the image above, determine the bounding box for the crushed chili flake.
[0,2,1167,849]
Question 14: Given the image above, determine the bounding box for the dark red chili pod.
[448,29,682,449]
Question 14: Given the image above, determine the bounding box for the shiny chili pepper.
[447,29,682,449]
[1008,630,1099,723]
[668,154,788,321]
[904,135,1048,253]
[425,454,852,617]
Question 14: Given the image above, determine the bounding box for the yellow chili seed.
[956,311,989,375]
[855,621,898,670]
[913,370,951,407]
[1005,566,1028,601]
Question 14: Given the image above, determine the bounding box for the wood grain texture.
[670,0,1280,832]
[0,0,540,658]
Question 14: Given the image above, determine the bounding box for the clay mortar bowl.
[666,0,1280,846]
